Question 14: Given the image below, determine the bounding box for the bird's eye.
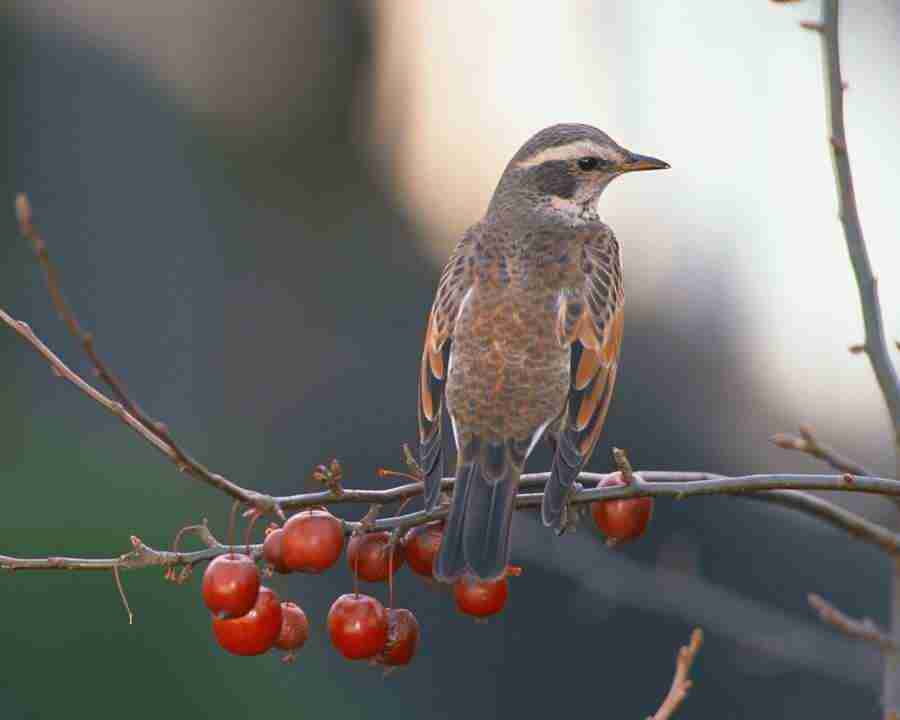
[577,157,601,171]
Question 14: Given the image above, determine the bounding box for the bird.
[417,123,668,582]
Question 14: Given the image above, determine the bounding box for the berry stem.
[227,499,241,550]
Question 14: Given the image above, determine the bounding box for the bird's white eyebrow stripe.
[514,140,616,168]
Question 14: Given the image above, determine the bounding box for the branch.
[0,306,281,517]
[0,533,258,572]
[803,5,900,716]
[16,195,143,419]
[8,468,900,573]
[648,628,703,720]
[808,593,895,654]
[261,471,900,555]
[809,3,900,467]
[772,425,873,477]
[13,196,284,520]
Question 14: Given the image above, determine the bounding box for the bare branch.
[801,2,900,712]
[649,628,703,720]
[0,533,259,572]
[808,593,895,653]
[13,196,285,520]
[772,425,873,477]
[808,3,900,466]
[772,425,900,511]
[16,194,142,418]
[9,465,900,575]
[0,305,281,517]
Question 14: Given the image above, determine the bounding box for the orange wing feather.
[418,233,475,509]
[557,234,624,463]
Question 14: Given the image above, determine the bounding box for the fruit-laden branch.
[4,464,900,573]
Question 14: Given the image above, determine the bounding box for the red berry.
[281,509,344,573]
[454,576,509,618]
[263,527,290,574]
[378,608,419,667]
[590,472,653,542]
[327,593,388,660]
[403,522,443,578]
[346,531,405,582]
[201,553,260,618]
[212,585,283,656]
[275,601,310,658]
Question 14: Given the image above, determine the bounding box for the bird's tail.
[542,429,582,532]
[434,438,521,583]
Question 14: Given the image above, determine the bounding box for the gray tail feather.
[434,444,520,583]
[542,434,582,531]
[462,458,519,581]
[433,462,474,582]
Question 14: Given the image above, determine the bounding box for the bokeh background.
[3,1,900,717]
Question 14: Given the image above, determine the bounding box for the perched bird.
[418,124,668,582]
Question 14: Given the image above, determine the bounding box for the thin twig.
[771,425,873,477]
[771,426,899,510]
[612,446,636,484]
[171,521,218,552]
[112,565,134,625]
[648,628,703,720]
[808,593,895,654]
[16,195,146,422]
[0,532,261,572]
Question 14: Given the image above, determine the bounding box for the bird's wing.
[419,231,475,510]
[556,231,624,464]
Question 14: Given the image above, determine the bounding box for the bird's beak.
[621,152,670,173]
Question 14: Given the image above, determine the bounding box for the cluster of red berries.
[202,552,309,660]
[200,473,652,666]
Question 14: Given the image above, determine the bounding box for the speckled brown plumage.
[418,123,667,581]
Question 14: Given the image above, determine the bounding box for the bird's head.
[488,123,668,224]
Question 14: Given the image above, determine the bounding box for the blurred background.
[2,1,900,717]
